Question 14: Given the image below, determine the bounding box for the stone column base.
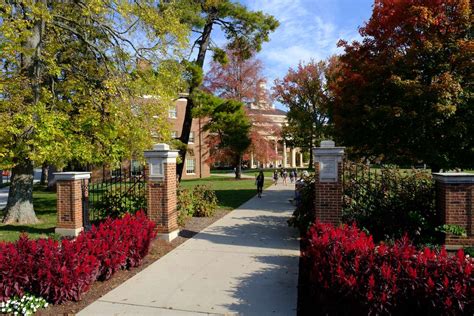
[157,229,179,242]
[55,227,83,237]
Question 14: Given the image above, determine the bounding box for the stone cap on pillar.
[313,140,345,159]
[54,172,91,181]
[144,143,178,180]
[432,172,474,184]
[313,140,345,182]
[144,143,179,159]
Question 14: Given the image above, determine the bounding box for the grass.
[181,176,272,210]
[0,185,57,242]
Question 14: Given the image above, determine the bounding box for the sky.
[208,0,374,110]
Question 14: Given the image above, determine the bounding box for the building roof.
[245,108,287,116]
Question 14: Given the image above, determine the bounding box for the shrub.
[177,187,194,225]
[95,186,147,219]
[0,212,156,304]
[190,185,218,218]
[343,165,439,245]
[303,222,474,315]
[288,174,315,234]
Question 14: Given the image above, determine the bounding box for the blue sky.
[198,1,375,109]
[241,0,374,82]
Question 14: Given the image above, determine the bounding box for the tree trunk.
[308,141,314,169]
[235,154,242,179]
[47,165,58,190]
[177,20,214,181]
[40,163,48,185]
[3,160,39,224]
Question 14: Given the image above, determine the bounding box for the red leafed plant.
[0,211,156,304]
[302,222,474,315]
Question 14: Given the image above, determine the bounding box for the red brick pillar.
[54,172,90,237]
[433,173,474,250]
[313,140,345,225]
[144,143,179,241]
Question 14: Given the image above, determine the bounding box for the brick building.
[169,96,210,180]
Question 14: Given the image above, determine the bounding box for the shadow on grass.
[0,185,57,241]
[0,225,55,236]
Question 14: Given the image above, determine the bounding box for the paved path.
[79,183,300,315]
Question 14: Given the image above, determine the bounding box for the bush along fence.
[54,143,180,242]
[0,212,155,304]
[291,141,474,315]
[290,140,474,250]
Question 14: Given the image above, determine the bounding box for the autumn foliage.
[302,222,474,315]
[328,0,473,169]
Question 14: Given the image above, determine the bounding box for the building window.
[189,131,195,143]
[171,131,178,139]
[186,158,195,175]
[168,106,177,118]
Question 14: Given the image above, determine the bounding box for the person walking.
[289,170,295,183]
[282,169,288,185]
[256,171,264,198]
[273,170,279,185]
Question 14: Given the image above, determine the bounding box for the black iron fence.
[84,165,147,224]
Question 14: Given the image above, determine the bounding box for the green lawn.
[0,185,57,242]
[0,177,270,241]
[181,176,271,210]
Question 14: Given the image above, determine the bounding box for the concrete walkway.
[79,183,300,315]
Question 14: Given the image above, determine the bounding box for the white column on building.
[274,140,278,167]
[299,152,304,167]
[283,141,287,168]
[250,151,255,169]
[291,148,296,168]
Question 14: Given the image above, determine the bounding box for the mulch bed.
[38,209,230,316]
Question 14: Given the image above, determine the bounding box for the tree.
[203,48,265,103]
[193,92,251,179]
[273,60,329,167]
[0,1,188,223]
[167,0,278,180]
[328,0,473,170]
[203,48,277,167]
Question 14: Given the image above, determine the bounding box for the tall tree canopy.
[273,60,329,167]
[193,91,251,179]
[168,0,278,180]
[0,0,189,223]
[203,48,265,103]
[328,0,473,169]
[203,48,277,167]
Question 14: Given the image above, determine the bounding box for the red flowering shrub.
[0,211,156,304]
[303,222,474,315]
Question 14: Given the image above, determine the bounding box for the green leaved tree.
[193,91,251,179]
[165,0,278,180]
[0,0,189,223]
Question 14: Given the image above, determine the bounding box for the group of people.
[272,169,298,186]
[254,169,299,198]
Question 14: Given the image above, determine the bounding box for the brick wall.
[146,163,178,234]
[314,161,343,225]
[56,179,84,229]
[436,181,474,248]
